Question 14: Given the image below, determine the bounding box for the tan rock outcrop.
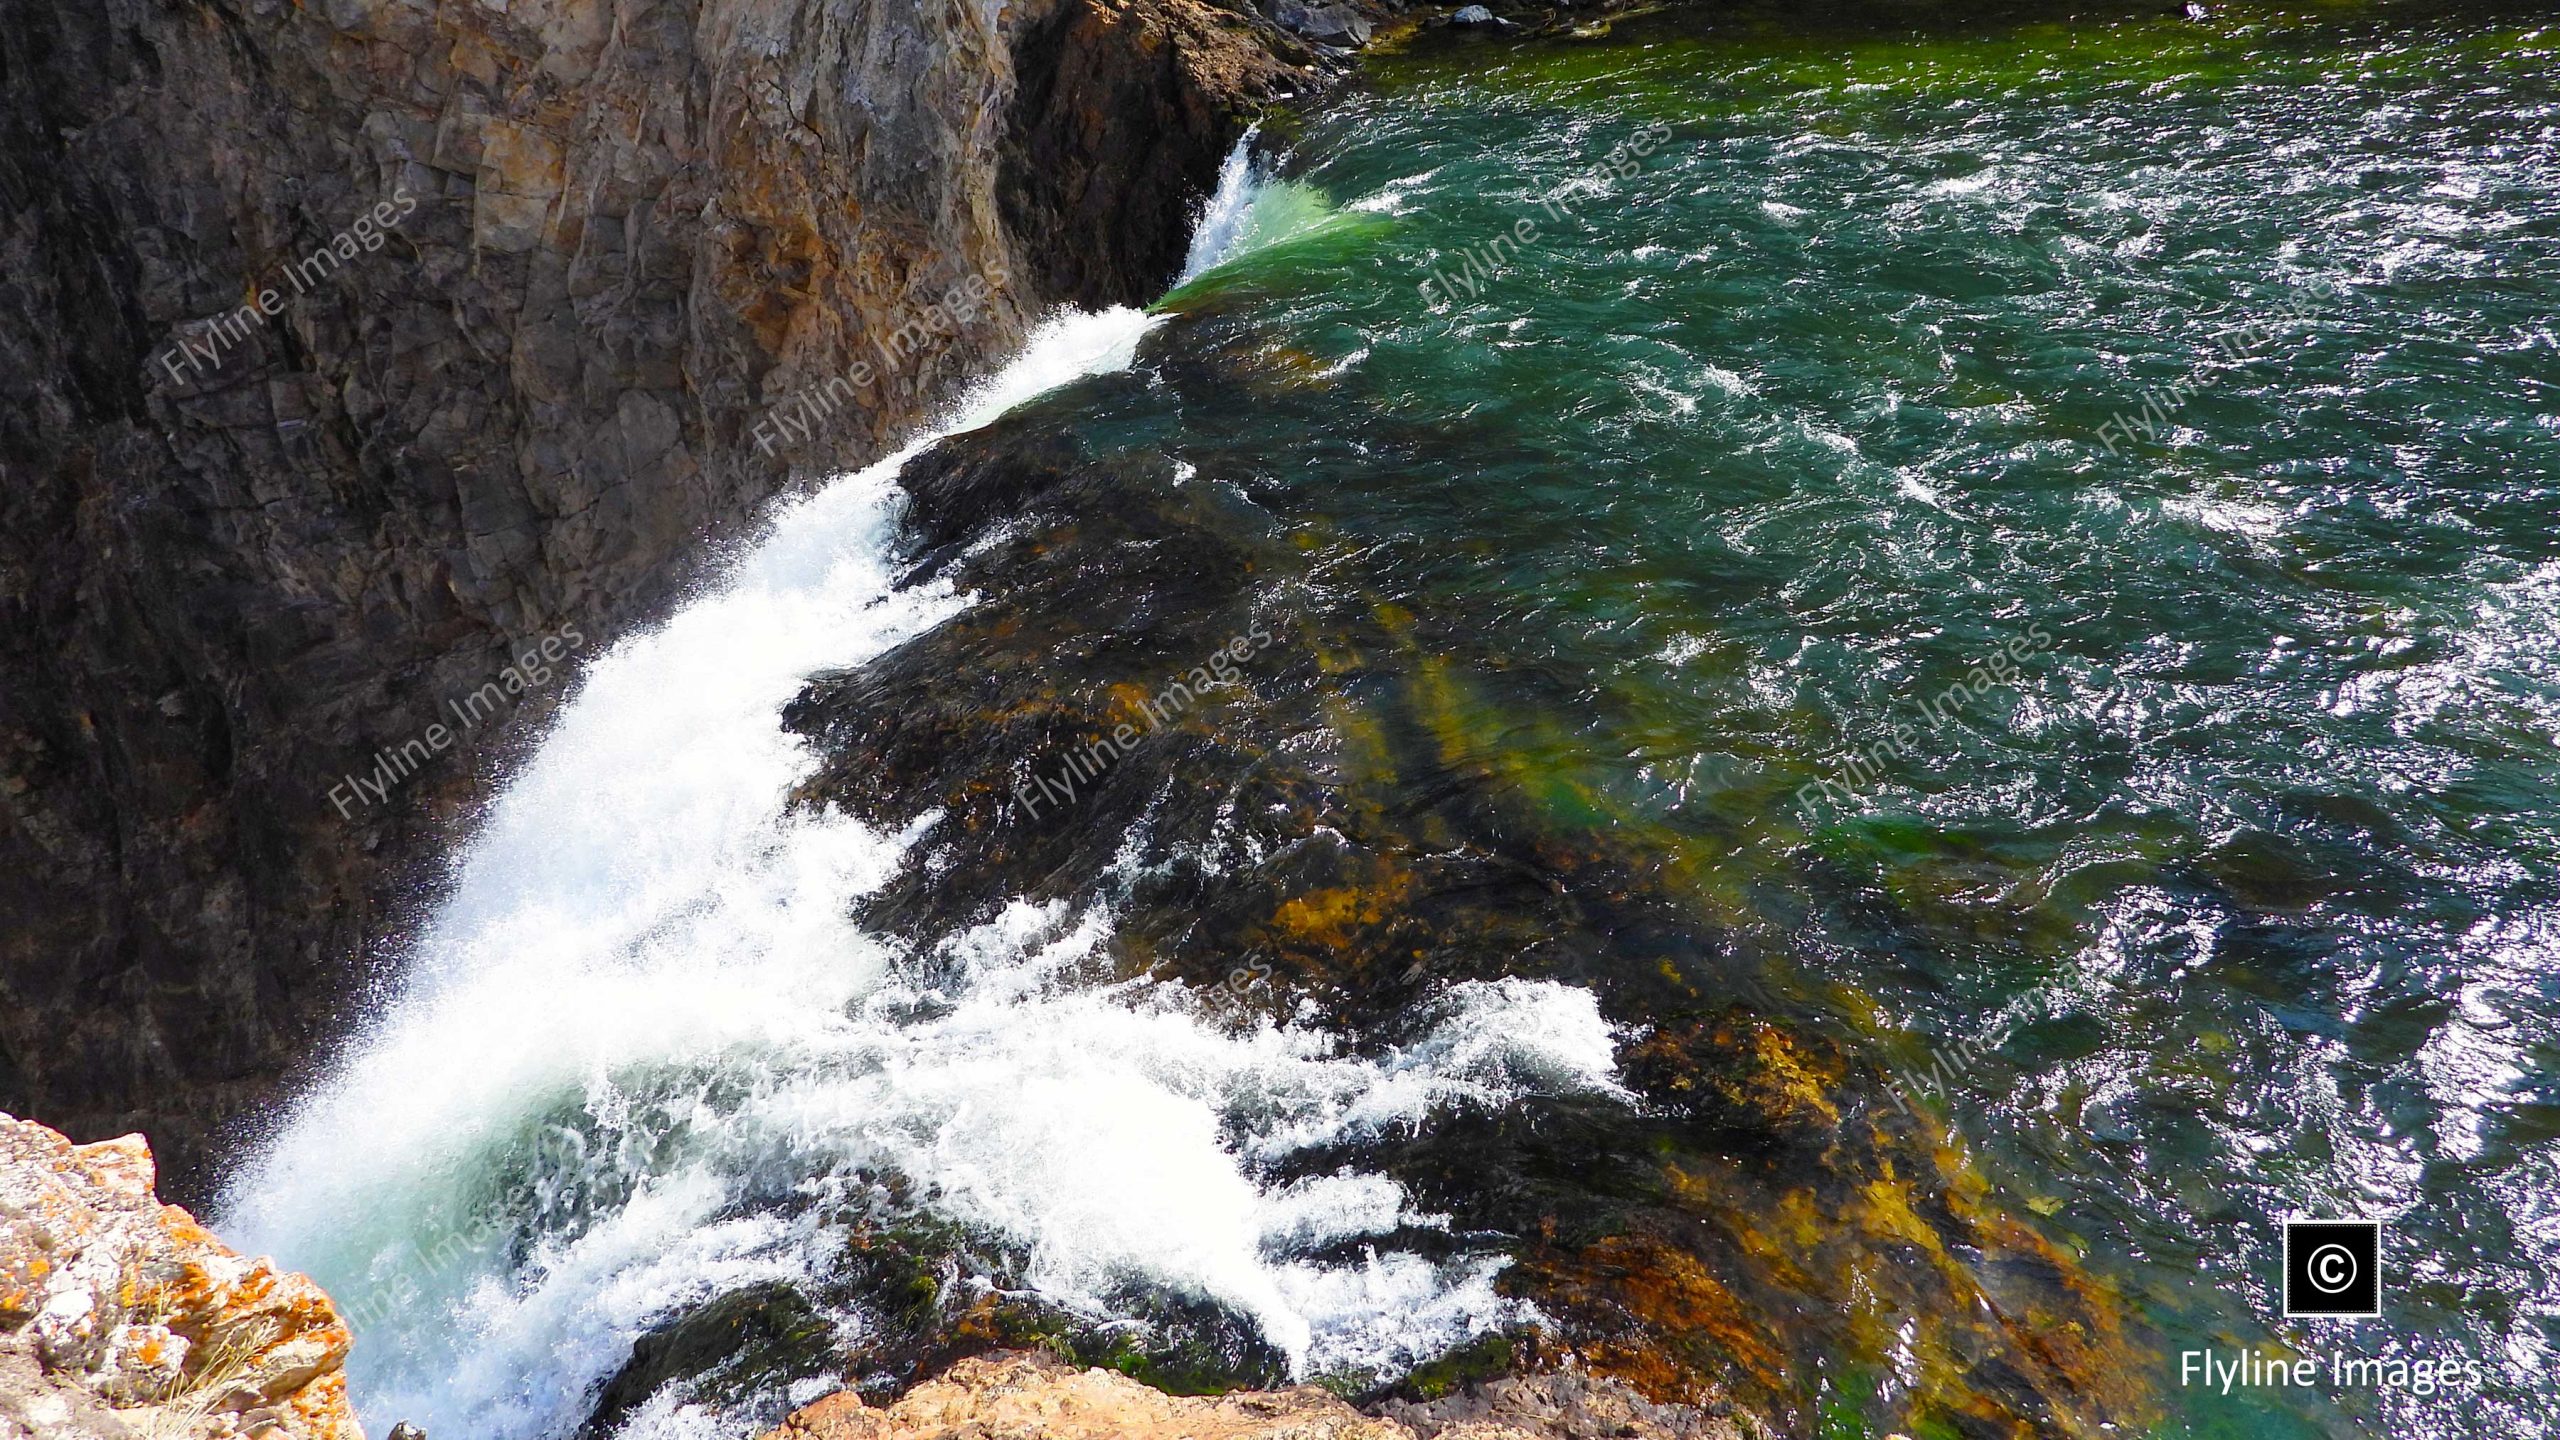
[0,1115,361,1440]
[758,1351,1752,1440]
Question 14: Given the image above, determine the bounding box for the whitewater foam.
[1181,126,1265,283]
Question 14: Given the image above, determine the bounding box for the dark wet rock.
[581,1283,844,1440]
[1451,6,1503,25]
[1275,0,1379,45]
[894,426,1094,578]
[780,308,2159,1438]
[570,1173,1296,1425]
[1619,1013,1843,1147]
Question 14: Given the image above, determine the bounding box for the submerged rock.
[0,1115,364,1440]
[778,310,2159,1436]
[758,1351,1751,1440]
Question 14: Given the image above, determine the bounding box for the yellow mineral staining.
[1731,1024,1842,1134]
[729,221,831,355]
[1925,1135,1994,1213]
[1264,868,1416,958]
[1661,1171,1819,1294]
[1851,1174,1950,1263]
[1627,1013,1842,1140]
[1106,680,1172,727]
[1538,1234,1788,1403]
[1237,342,1340,391]
[1575,1002,2157,1437]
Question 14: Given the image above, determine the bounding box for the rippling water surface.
[1161,6,2560,1432]
[225,4,2560,1438]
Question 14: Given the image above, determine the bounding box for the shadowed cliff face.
[1003,0,1322,306]
[0,0,1305,1197]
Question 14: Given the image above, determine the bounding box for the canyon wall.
[0,0,1311,1195]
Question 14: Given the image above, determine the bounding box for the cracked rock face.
[0,1114,362,1440]
[0,0,1306,1197]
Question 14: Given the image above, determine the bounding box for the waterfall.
[217,139,1628,1440]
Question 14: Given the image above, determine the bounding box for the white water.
[219,146,1633,1440]
[1180,126,1263,282]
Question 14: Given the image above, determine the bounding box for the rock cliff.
[0,1114,363,1440]
[0,0,1313,1195]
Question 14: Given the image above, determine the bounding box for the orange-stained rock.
[756,1351,1752,1440]
[0,1114,363,1440]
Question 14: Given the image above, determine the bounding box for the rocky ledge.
[0,1115,359,1440]
[760,1351,1757,1440]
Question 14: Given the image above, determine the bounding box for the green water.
[1121,4,2560,1432]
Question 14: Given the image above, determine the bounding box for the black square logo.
[2283,1219,2380,1317]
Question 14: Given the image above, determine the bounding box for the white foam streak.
[1181,125,1264,283]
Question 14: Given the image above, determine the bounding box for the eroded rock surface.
[759,1351,1749,1440]
[0,1114,361,1440]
